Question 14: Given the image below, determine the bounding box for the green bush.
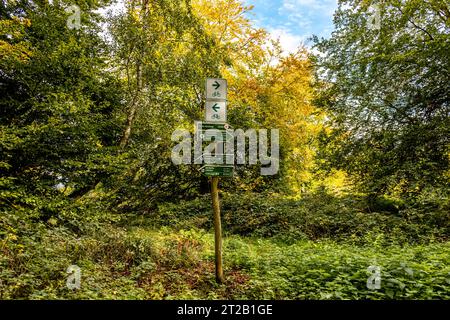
[151,192,449,244]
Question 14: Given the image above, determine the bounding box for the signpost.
[205,101,227,122]
[203,165,234,177]
[195,121,233,142]
[202,78,233,177]
[204,78,231,284]
[206,78,227,100]
[203,154,234,164]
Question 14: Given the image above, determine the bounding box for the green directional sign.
[202,131,233,142]
[203,154,234,164]
[195,121,233,142]
[200,122,230,131]
[203,165,234,177]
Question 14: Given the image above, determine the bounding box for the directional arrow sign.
[212,103,220,112]
[206,78,227,100]
[195,121,233,141]
[196,121,231,131]
[199,130,233,142]
[205,100,226,122]
[203,165,234,177]
[195,121,232,138]
[203,154,234,165]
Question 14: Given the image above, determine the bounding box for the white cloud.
[281,0,337,13]
[280,0,337,30]
[274,0,337,44]
[269,27,306,54]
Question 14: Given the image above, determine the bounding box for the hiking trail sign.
[203,78,233,284]
[205,78,227,122]
[205,101,226,122]
[202,79,233,178]
[195,121,233,142]
[206,78,227,100]
[202,165,234,177]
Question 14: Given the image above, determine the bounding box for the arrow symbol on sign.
[212,103,220,112]
[212,81,220,90]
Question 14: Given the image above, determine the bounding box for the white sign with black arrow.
[205,78,227,122]
[206,78,227,100]
[205,100,226,122]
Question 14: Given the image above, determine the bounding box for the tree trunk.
[119,0,148,149]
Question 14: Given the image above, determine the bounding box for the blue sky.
[100,0,338,54]
[243,0,338,52]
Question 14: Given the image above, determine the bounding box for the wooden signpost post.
[211,176,224,283]
[203,78,231,283]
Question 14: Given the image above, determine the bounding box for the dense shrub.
[149,192,449,244]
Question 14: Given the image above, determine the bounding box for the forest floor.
[1,193,449,299]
